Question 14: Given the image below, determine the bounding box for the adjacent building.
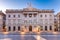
[54,15,58,31]
[56,12,60,31]
[0,11,5,32]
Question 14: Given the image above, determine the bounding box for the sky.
[0,0,60,14]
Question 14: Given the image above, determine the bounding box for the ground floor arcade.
[4,25,55,32]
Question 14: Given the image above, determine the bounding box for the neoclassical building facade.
[5,5,54,32]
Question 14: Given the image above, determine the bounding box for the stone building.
[5,4,54,32]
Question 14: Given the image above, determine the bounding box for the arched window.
[13,26,15,31]
[50,26,52,30]
[29,25,32,31]
[45,26,47,31]
[8,26,11,31]
[18,26,20,31]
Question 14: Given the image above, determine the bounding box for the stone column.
[11,26,13,32]
[52,25,54,32]
[27,25,29,32]
[6,26,8,32]
[48,25,49,31]
[15,26,17,32]
[43,25,45,31]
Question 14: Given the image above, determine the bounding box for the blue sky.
[0,0,60,14]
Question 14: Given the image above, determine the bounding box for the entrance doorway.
[13,26,15,31]
[8,26,11,31]
[29,25,32,31]
[45,26,47,31]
